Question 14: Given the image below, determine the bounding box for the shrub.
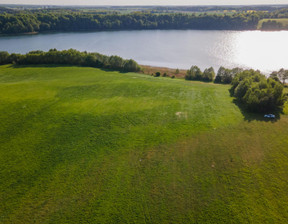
[155,72,161,77]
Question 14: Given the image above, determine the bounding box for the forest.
[0,12,258,34]
[1,7,288,34]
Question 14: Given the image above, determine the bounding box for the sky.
[0,0,287,6]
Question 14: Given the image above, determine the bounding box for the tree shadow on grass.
[232,99,281,123]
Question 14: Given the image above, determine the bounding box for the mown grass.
[0,65,288,223]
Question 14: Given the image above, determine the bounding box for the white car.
[264,114,275,118]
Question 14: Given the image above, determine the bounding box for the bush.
[155,72,161,77]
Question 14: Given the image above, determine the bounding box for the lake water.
[1,30,287,73]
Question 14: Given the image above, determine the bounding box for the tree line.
[185,66,215,82]
[2,6,288,34]
[185,65,243,83]
[186,65,288,85]
[0,49,141,72]
[0,11,262,34]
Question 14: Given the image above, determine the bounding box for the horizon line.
[1,3,288,7]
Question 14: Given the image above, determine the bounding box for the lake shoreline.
[0,28,274,37]
[1,30,287,74]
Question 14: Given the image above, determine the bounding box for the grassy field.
[258,18,288,29]
[0,65,288,223]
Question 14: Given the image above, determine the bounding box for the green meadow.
[0,65,288,223]
[258,18,288,29]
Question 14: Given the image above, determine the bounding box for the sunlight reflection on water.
[231,31,288,73]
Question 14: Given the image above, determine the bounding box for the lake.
[1,30,287,73]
